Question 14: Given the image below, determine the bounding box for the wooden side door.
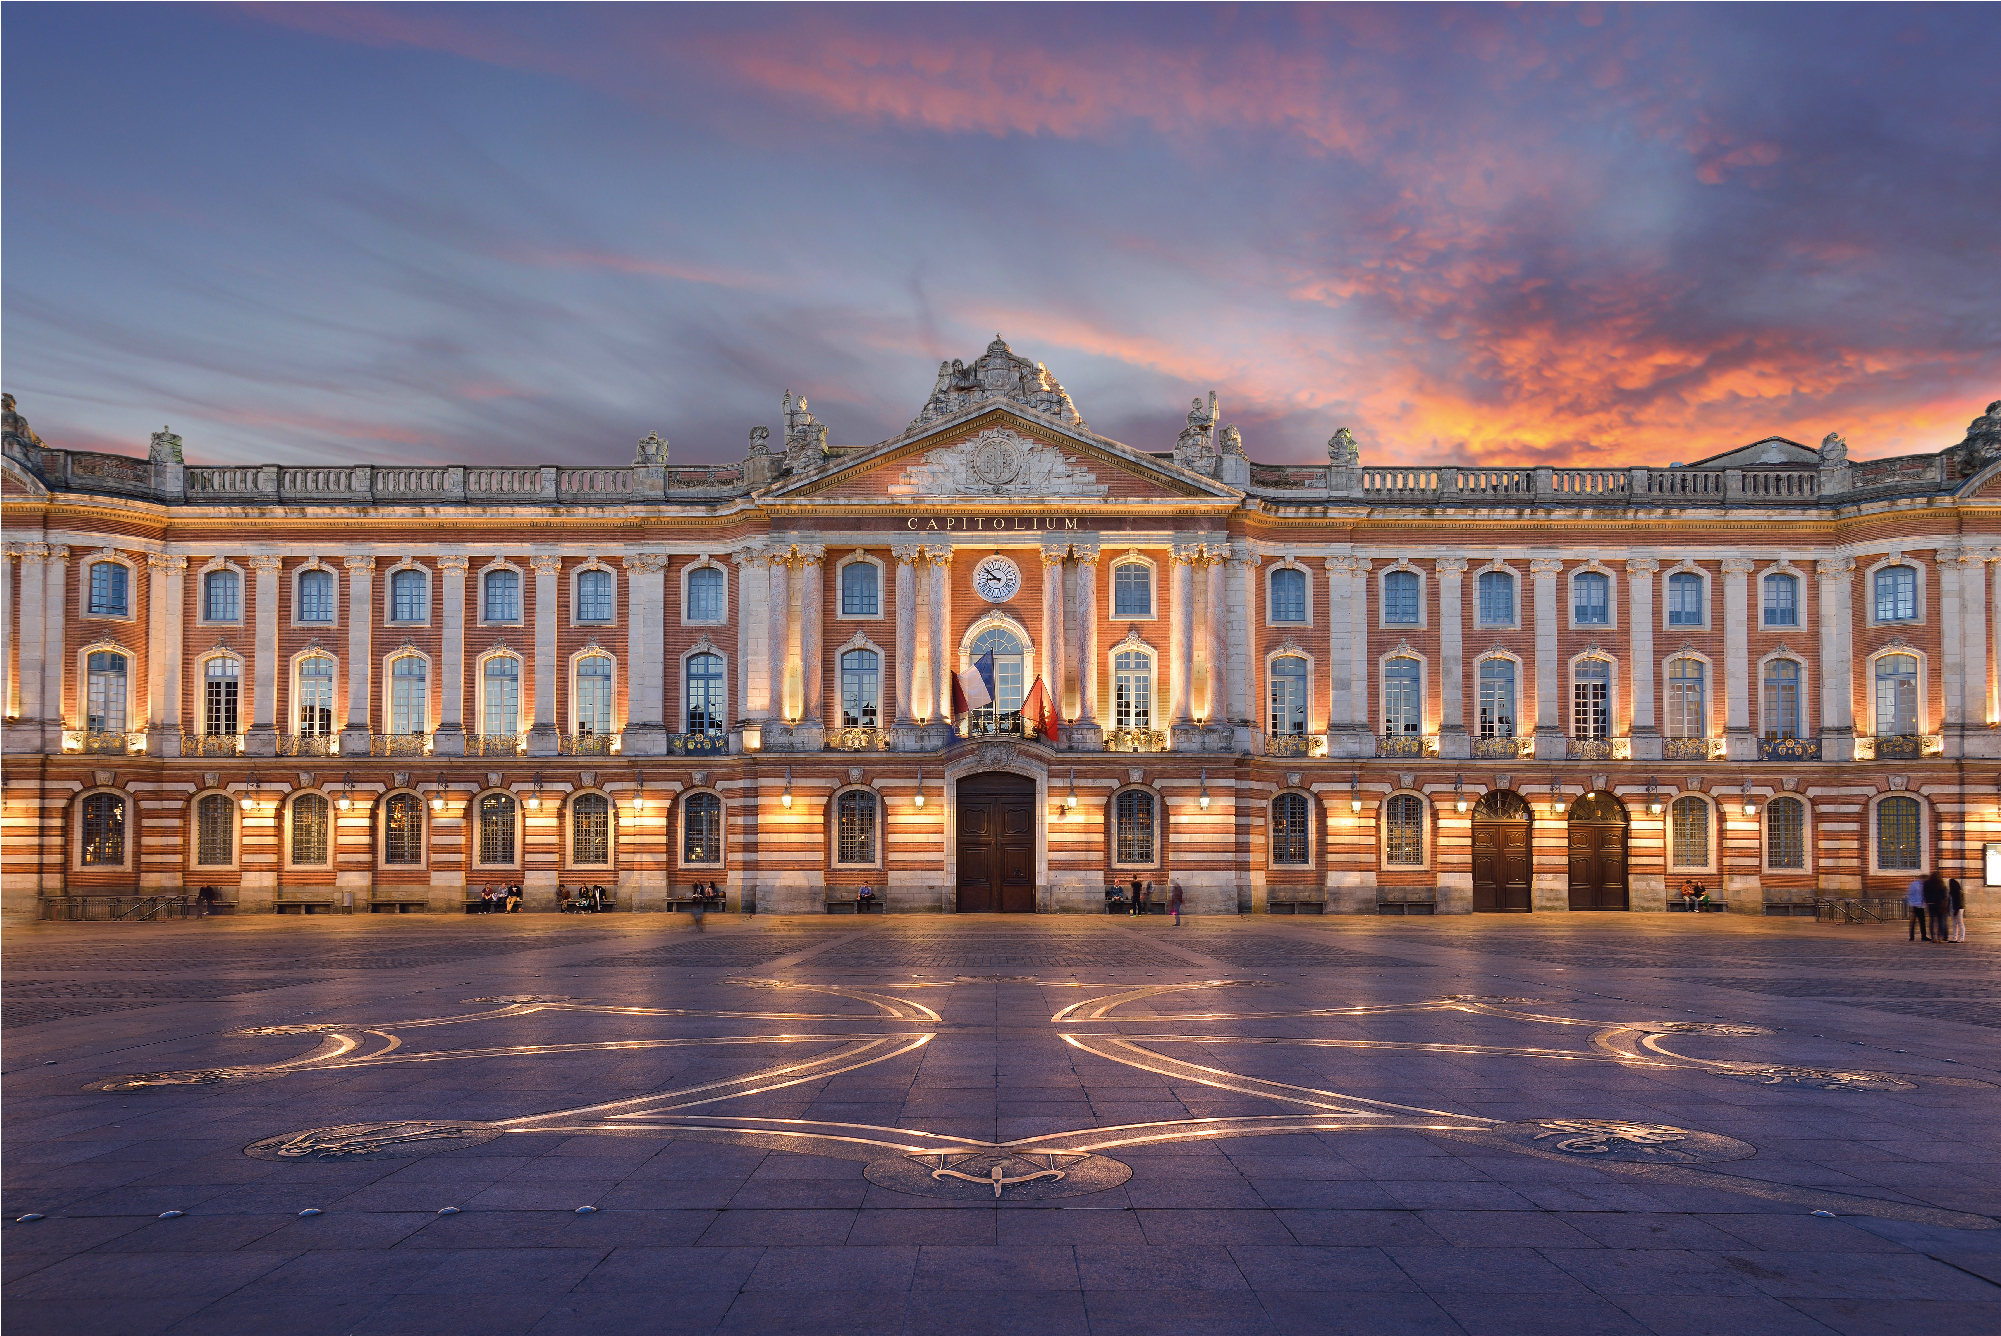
[1568,823,1629,910]
[998,799,1037,913]
[1475,821,1533,912]
[956,799,997,913]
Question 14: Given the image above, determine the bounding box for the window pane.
[1875,653,1918,736]
[1382,657,1420,736]
[197,793,234,865]
[687,566,724,620]
[1113,564,1151,618]
[840,649,880,728]
[483,657,519,735]
[1763,574,1798,626]
[1762,659,1800,740]
[86,651,128,732]
[298,569,335,622]
[484,570,520,621]
[1270,569,1306,623]
[1666,658,1705,738]
[1572,658,1610,740]
[687,652,726,734]
[205,571,240,621]
[1272,792,1309,864]
[575,655,614,735]
[682,792,721,864]
[1268,657,1307,735]
[577,569,614,621]
[841,562,879,616]
[573,793,611,864]
[1573,572,1609,625]
[292,793,329,864]
[1478,572,1514,623]
[383,793,424,864]
[1875,567,1916,621]
[1876,795,1921,870]
[391,569,428,621]
[1385,793,1424,865]
[205,658,240,735]
[1115,790,1155,864]
[1671,796,1709,868]
[836,790,876,863]
[88,562,129,617]
[1114,649,1153,729]
[297,657,334,735]
[479,793,517,864]
[1767,796,1805,869]
[391,656,428,735]
[968,627,1025,728]
[81,793,125,865]
[1477,660,1516,738]
[1383,571,1419,624]
[1668,572,1703,625]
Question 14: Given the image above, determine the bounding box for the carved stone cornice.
[1816,557,1854,582]
[342,556,376,572]
[1326,555,1359,574]
[621,553,669,574]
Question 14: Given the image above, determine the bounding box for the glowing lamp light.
[1349,773,1362,814]
[1066,768,1078,810]
[781,767,793,808]
[915,767,927,809]
[1198,769,1211,810]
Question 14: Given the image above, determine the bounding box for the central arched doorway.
[956,771,1037,912]
[1472,789,1533,912]
[1566,791,1630,910]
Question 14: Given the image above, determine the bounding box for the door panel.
[1566,822,1629,911]
[1473,821,1532,912]
[956,774,1039,913]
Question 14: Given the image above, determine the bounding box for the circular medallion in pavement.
[245,1120,502,1163]
[866,1149,1131,1201]
[1715,1065,1915,1092]
[1495,1119,1755,1164]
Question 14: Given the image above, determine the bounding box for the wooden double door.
[1472,789,1532,912]
[1566,791,1630,911]
[956,772,1037,913]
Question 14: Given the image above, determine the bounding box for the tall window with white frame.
[1270,568,1306,623]
[484,569,520,622]
[1381,656,1420,741]
[576,568,615,623]
[479,792,517,865]
[81,792,125,866]
[390,569,427,623]
[1666,658,1705,741]
[205,658,240,736]
[1875,654,1919,738]
[841,562,879,616]
[382,793,423,864]
[1477,659,1516,739]
[1269,656,1307,738]
[1876,795,1921,872]
[1763,572,1798,627]
[1385,793,1425,866]
[836,790,877,864]
[1383,570,1419,625]
[1667,571,1703,626]
[1670,796,1709,870]
[298,568,335,623]
[682,792,721,864]
[1115,790,1155,864]
[86,650,128,734]
[686,566,724,621]
[1271,792,1310,864]
[292,793,329,865]
[205,569,240,622]
[482,657,520,741]
[1113,563,1151,618]
[572,793,611,865]
[840,649,880,730]
[1573,571,1609,625]
[575,654,614,737]
[685,652,725,736]
[88,561,128,617]
[390,656,427,737]
[1572,658,1610,742]
[968,627,1025,734]
[1477,570,1514,624]
[1114,648,1153,731]
[1766,795,1806,870]
[1763,660,1802,740]
[296,656,335,737]
[1874,565,1917,622]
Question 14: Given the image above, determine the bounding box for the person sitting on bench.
[856,883,875,913]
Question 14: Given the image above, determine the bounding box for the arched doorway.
[1472,789,1533,912]
[1566,791,1629,911]
[956,771,1037,912]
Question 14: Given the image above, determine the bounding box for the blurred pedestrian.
[1923,871,1949,944]
[1906,876,1929,941]
[1168,882,1183,926]
[1948,877,1967,942]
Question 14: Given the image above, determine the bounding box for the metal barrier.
[39,895,193,922]
[1814,897,1908,924]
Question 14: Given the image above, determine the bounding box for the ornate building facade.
[5,348,1999,921]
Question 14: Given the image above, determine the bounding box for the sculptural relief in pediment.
[900,427,1108,499]
[907,335,1087,432]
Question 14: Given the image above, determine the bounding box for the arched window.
[291,793,330,865]
[1114,648,1153,730]
[686,652,725,735]
[298,568,335,623]
[1477,659,1516,739]
[86,651,128,733]
[1874,566,1917,622]
[1477,570,1514,624]
[482,657,520,737]
[686,565,725,621]
[204,658,240,736]
[1269,656,1307,737]
[682,792,722,864]
[1875,654,1918,737]
[196,793,234,865]
[296,656,335,737]
[1573,571,1609,625]
[204,569,240,622]
[575,654,614,736]
[382,793,424,864]
[840,562,879,616]
[1766,796,1806,870]
[1762,660,1802,740]
[576,568,615,623]
[1383,570,1419,625]
[1272,792,1310,864]
[1114,563,1151,618]
[1666,658,1705,739]
[478,792,517,865]
[1381,656,1420,738]
[1572,659,1610,741]
[1763,572,1799,627]
[80,792,125,865]
[1385,793,1425,866]
[840,649,880,729]
[1670,796,1710,869]
[835,790,877,864]
[1876,795,1921,871]
[969,626,1025,732]
[1667,571,1704,626]
[1270,568,1306,623]
[483,569,521,622]
[88,561,128,617]
[390,656,428,736]
[389,568,428,622]
[572,793,611,865]
[1114,789,1156,864]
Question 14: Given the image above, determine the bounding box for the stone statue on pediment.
[149,425,184,463]
[1174,393,1218,469]
[1954,402,2001,473]
[1328,427,1359,467]
[906,335,1088,433]
[2,394,45,450]
[781,391,828,470]
[633,431,668,466]
[1220,424,1244,456]
[1817,431,1847,465]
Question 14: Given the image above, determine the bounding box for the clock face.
[973,555,1022,604]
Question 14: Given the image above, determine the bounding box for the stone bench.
[370,898,429,914]
[1667,899,1727,913]
[823,894,880,914]
[274,898,342,915]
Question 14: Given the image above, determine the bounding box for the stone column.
[434,554,469,755]
[1626,557,1659,759]
[893,544,920,729]
[621,552,668,754]
[1073,544,1101,742]
[767,551,792,723]
[1204,549,1227,728]
[929,549,953,726]
[42,546,68,734]
[1941,548,1966,743]
[1971,551,1998,752]
[143,552,170,746]
[1325,558,1351,741]
[340,557,374,756]
[1436,557,1468,758]
[527,554,562,756]
[1169,545,1198,743]
[0,548,14,726]
[734,545,768,722]
[1722,557,1754,760]
[1530,557,1565,760]
[13,546,45,739]
[1041,545,1068,721]
[1227,546,1257,741]
[245,554,282,756]
[798,546,825,739]
[1816,557,1855,760]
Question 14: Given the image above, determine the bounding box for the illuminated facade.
[5,353,1999,920]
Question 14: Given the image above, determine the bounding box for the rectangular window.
[1114,564,1151,618]
[483,570,521,622]
[573,793,611,865]
[1667,572,1703,626]
[681,793,721,864]
[296,658,335,736]
[1271,793,1310,864]
[1875,654,1918,736]
[576,569,615,622]
[196,794,234,865]
[1269,568,1306,623]
[205,659,240,736]
[204,570,240,622]
[1666,659,1705,739]
[390,657,428,735]
[86,651,128,733]
[575,656,615,735]
[1385,793,1425,866]
[836,791,877,863]
[1763,574,1798,626]
[840,650,880,729]
[840,562,879,616]
[1573,571,1609,625]
[1477,571,1514,624]
[297,569,335,623]
[1763,661,1801,740]
[1874,566,1917,622]
[291,794,329,865]
[1382,658,1420,736]
[1268,658,1307,736]
[1477,660,1516,738]
[686,566,724,621]
[1876,796,1921,871]
[390,570,428,622]
[383,794,424,864]
[1766,798,1806,870]
[1383,570,1419,625]
[1114,650,1153,730]
[88,562,129,617]
[482,658,520,736]
[1572,660,1610,740]
[80,793,125,866]
[478,793,516,865]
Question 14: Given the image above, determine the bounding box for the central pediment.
[897,426,1108,499]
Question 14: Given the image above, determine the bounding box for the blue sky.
[4,3,1997,469]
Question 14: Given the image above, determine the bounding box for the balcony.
[1377,733,1424,758]
[1267,733,1315,757]
[64,729,138,754]
[560,732,619,756]
[1568,737,1613,762]
[1663,737,1711,761]
[279,733,337,757]
[665,732,729,755]
[371,733,431,757]
[828,727,889,752]
[1758,735,1821,761]
[181,733,242,757]
[471,733,523,757]
[1471,735,1522,760]
[1105,726,1168,753]
[965,712,1048,743]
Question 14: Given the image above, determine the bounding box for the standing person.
[690,885,707,932]
[1923,871,1950,944]
[1129,878,1144,917]
[1947,878,1967,942]
[1906,876,1930,941]
[1168,882,1184,927]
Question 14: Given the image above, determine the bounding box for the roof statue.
[1220,424,1244,456]
[1954,401,2001,473]
[781,390,828,471]
[906,335,1087,433]
[1328,427,1359,467]
[1173,393,1219,469]
[1818,431,1847,466]
[149,426,184,464]
[2,393,45,449]
[632,431,668,466]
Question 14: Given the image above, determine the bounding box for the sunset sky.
[4,3,1997,470]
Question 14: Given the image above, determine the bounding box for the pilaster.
[1072,543,1101,743]
[1626,557,1659,759]
[1955,549,1995,757]
[1168,544,1199,746]
[1530,557,1565,760]
[1041,544,1068,722]
[621,552,669,755]
[245,554,282,756]
[41,545,68,737]
[893,544,920,727]
[1721,557,1754,761]
[340,556,374,756]
[798,545,825,728]
[928,549,953,726]
[1816,557,1856,760]
[734,544,768,722]
[1436,557,1468,758]
[527,554,562,756]
[433,554,469,756]
[12,546,46,744]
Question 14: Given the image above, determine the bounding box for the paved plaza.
[3,913,1997,1335]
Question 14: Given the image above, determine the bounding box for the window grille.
[291,793,329,865]
[1766,796,1806,870]
[197,793,235,866]
[383,793,424,864]
[81,792,125,865]
[1115,789,1156,864]
[1670,796,1709,868]
[572,793,611,865]
[836,790,877,864]
[478,792,517,865]
[1876,795,1921,871]
[1385,793,1425,866]
[682,792,721,864]
[1272,792,1310,864]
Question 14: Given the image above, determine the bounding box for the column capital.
[1624,556,1660,575]
[1325,554,1360,574]
[1040,546,1068,568]
[1720,557,1755,576]
[796,545,826,567]
[1070,542,1101,565]
[529,555,564,575]
[1954,549,1994,568]
[892,542,924,564]
[924,547,953,568]
[620,552,668,574]
[43,544,69,564]
[1170,543,1205,565]
[437,554,472,573]
[148,552,188,572]
[246,554,283,573]
[1528,558,1564,577]
[1434,556,1468,575]
[1815,557,1854,581]
[342,555,376,572]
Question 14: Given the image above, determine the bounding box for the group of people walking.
[1907,873,1968,942]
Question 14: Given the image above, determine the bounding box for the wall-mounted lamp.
[430,773,447,813]
[914,767,926,809]
[1350,773,1362,814]
[337,772,353,812]
[527,772,542,810]
[632,770,645,812]
[1741,780,1757,817]
[242,773,260,811]
[1647,778,1663,816]
[1066,768,1078,811]
[781,767,793,808]
[1454,774,1468,814]
[1199,770,1211,810]
[1550,774,1566,815]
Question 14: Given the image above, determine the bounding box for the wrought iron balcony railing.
[1663,737,1711,761]
[828,726,890,751]
[279,733,337,757]
[1758,734,1820,761]
[1267,733,1315,757]
[181,733,242,757]
[1471,735,1522,759]
[64,729,139,754]
[1568,737,1613,761]
[1377,733,1423,758]
[1106,726,1169,752]
[965,712,1045,742]
[471,733,523,757]
[560,732,618,756]
[665,732,729,755]
[371,733,430,756]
